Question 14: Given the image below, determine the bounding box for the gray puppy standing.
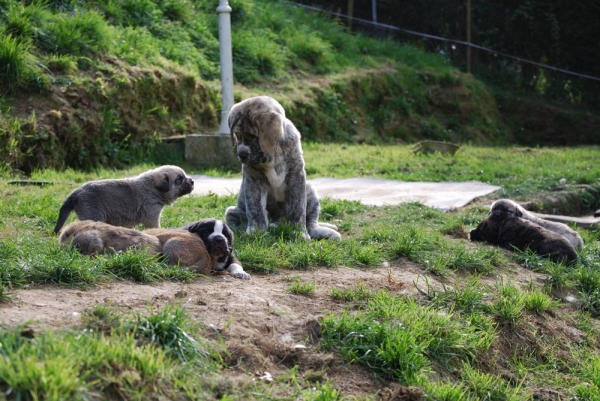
[490,199,584,249]
[470,216,578,264]
[224,95,340,240]
[53,165,194,234]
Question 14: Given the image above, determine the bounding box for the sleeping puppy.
[58,221,212,274]
[490,199,584,249]
[181,218,250,280]
[144,228,212,274]
[224,95,340,240]
[470,216,578,264]
[53,165,194,234]
[58,220,162,255]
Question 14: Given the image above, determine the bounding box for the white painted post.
[217,0,234,135]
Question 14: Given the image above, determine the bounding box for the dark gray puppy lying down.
[470,216,578,264]
[489,199,584,249]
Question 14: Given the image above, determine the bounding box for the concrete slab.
[190,176,501,211]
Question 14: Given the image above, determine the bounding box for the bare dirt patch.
[1,261,437,398]
[0,257,571,399]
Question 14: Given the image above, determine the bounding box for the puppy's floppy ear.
[223,223,234,251]
[186,221,201,233]
[154,173,171,192]
[258,109,283,153]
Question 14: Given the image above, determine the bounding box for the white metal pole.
[217,0,234,135]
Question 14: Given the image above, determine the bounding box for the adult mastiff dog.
[224,95,340,240]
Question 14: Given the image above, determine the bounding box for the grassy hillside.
[1,0,598,175]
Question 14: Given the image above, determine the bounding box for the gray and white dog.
[224,96,340,240]
[489,199,584,249]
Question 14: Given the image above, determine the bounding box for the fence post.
[466,0,472,74]
[371,0,377,23]
[217,0,234,135]
[347,0,354,30]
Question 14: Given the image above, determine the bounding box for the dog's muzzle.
[208,233,229,258]
[181,178,194,195]
[237,148,250,163]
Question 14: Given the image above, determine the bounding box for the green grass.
[2,146,600,399]
[0,303,224,400]
[320,290,497,387]
[303,143,600,203]
[330,282,374,302]
[2,0,597,175]
[286,277,316,296]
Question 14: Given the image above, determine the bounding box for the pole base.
[185,133,240,171]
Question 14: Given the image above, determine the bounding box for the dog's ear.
[258,110,283,153]
[154,173,171,192]
[186,221,200,233]
[223,223,234,251]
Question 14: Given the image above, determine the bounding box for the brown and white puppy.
[58,220,161,255]
[470,216,578,264]
[490,199,584,249]
[224,95,340,240]
[58,221,211,274]
[181,218,250,280]
[53,165,194,234]
[144,228,212,275]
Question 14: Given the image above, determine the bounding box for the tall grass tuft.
[128,302,220,365]
[286,278,316,296]
[321,290,496,384]
[460,363,526,401]
[0,33,40,93]
[42,9,112,56]
[0,305,222,399]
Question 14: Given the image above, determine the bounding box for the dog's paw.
[232,270,251,280]
[227,263,251,280]
[308,225,341,240]
[318,221,339,231]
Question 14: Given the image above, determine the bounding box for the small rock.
[257,371,273,382]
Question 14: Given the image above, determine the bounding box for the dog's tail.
[53,193,78,234]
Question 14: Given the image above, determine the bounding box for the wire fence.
[292,0,600,110]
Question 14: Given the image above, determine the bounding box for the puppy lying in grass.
[58,220,211,275]
[490,199,584,249]
[58,220,162,255]
[180,218,250,280]
[470,216,578,264]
